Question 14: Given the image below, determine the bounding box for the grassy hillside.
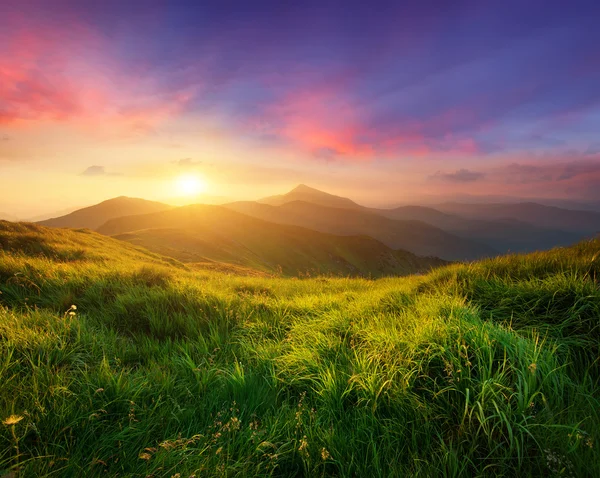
[38,197,172,230]
[226,200,496,261]
[0,221,599,476]
[97,205,446,277]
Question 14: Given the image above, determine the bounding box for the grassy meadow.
[0,221,599,476]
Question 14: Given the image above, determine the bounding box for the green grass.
[0,221,599,477]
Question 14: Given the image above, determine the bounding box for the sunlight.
[175,174,206,196]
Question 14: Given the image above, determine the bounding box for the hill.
[226,200,496,260]
[257,185,588,254]
[378,205,581,253]
[435,201,600,234]
[259,184,362,209]
[0,212,18,221]
[36,189,590,259]
[96,205,447,276]
[0,220,599,476]
[25,206,83,222]
[37,196,173,230]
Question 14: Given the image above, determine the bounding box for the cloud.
[0,11,197,134]
[499,163,551,184]
[585,143,600,155]
[1,0,599,165]
[429,168,485,183]
[173,158,202,168]
[80,165,121,177]
[0,134,9,141]
[494,159,600,184]
[313,147,342,161]
[556,161,600,181]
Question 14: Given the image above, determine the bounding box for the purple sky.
[1,0,600,215]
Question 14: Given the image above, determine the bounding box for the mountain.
[378,206,581,253]
[26,206,83,222]
[259,184,362,209]
[434,202,600,234]
[0,212,18,221]
[225,200,495,261]
[37,197,173,230]
[96,204,447,276]
[258,186,586,254]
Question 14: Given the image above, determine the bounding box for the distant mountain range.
[96,204,447,276]
[234,185,584,255]
[226,199,494,260]
[27,185,599,272]
[38,197,173,230]
[0,212,18,222]
[376,205,582,252]
[25,206,84,223]
[433,202,600,234]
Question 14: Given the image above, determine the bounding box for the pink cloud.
[254,83,483,161]
[425,157,600,200]
[0,12,196,133]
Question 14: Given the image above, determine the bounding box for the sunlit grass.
[0,221,599,476]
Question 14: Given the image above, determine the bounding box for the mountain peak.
[259,185,362,210]
[37,197,172,230]
[290,184,321,193]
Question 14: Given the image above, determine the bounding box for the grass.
[0,220,599,476]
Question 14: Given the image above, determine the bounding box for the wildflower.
[2,415,23,426]
[227,416,241,431]
[528,363,537,374]
[298,436,309,458]
[321,447,331,460]
[138,452,152,461]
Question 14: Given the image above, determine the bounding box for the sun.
[176,174,206,196]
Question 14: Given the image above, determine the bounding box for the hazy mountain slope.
[259,184,363,209]
[37,197,173,230]
[26,206,83,222]
[0,212,18,221]
[258,186,585,254]
[378,206,581,253]
[225,200,496,260]
[435,202,600,234]
[97,205,448,276]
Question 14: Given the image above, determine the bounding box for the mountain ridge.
[252,185,588,254]
[226,200,495,261]
[96,204,448,276]
[37,196,173,230]
[259,184,362,209]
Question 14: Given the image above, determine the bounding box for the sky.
[1,0,600,217]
